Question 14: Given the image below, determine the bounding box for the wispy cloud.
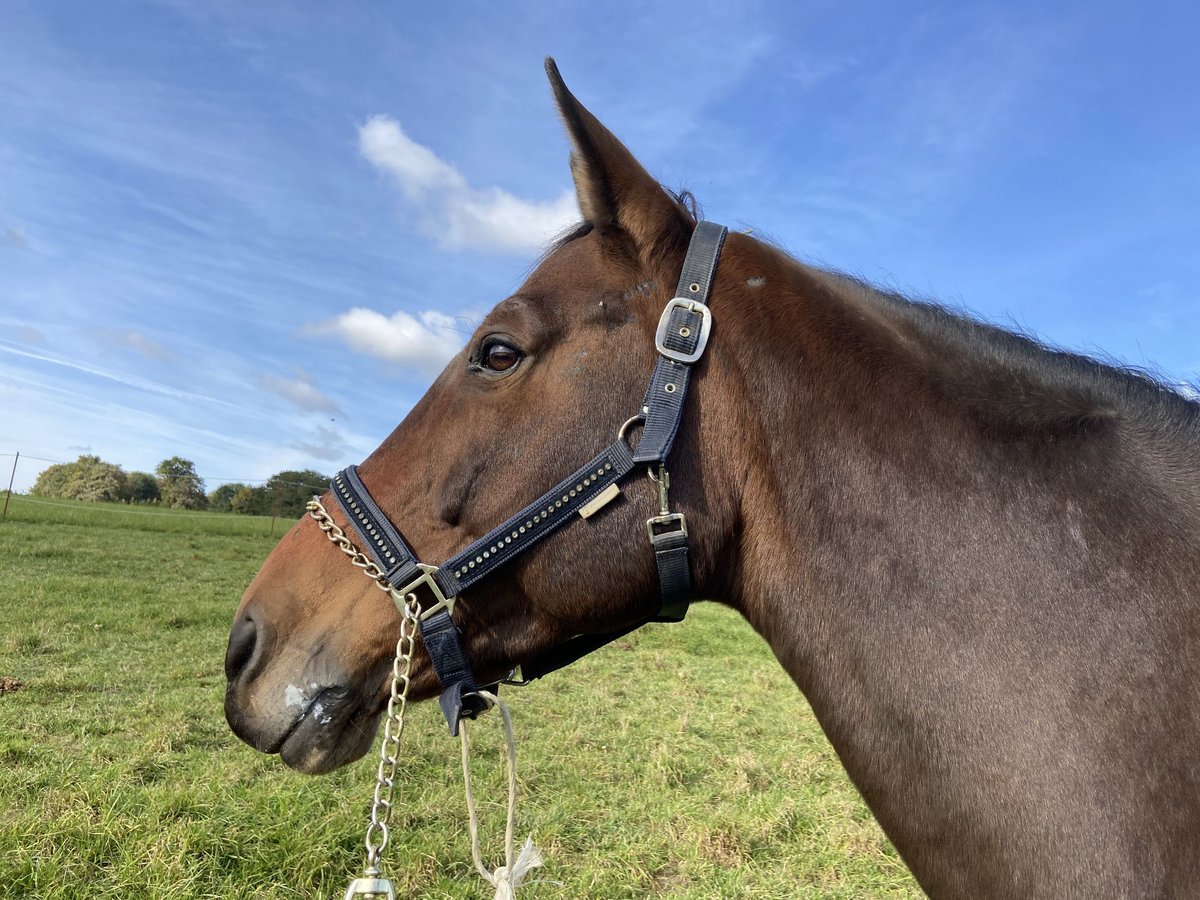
[293,424,352,463]
[761,10,1059,256]
[3,226,29,249]
[0,341,244,411]
[359,115,579,253]
[259,368,340,414]
[303,307,465,374]
[874,16,1050,163]
[125,331,171,362]
[96,329,173,362]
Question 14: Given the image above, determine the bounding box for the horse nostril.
[225,614,259,681]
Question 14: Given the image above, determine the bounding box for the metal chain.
[306,497,420,878]
[363,595,419,873]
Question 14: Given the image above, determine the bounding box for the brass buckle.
[396,563,457,621]
[646,512,688,542]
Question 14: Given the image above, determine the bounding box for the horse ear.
[545,58,693,262]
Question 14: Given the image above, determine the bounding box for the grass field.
[0,494,921,898]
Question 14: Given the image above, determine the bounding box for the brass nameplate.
[578,483,621,519]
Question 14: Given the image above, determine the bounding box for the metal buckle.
[654,297,713,364]
[646,512,688,542]
[396,562,457,621]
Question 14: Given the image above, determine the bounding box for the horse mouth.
[226,680,386,775]
[275,685,384,774]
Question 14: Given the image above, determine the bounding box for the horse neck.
[699,236,1200,891]
[706,239,1199,658]
[703,241,988,662]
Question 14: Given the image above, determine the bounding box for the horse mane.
[801,264,1200,446]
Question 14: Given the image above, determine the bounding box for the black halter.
[328,221,728,733]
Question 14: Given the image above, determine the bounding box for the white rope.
[459,690,546,899]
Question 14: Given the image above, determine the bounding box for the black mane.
[817,266,1200,445]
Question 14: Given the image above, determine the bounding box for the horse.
[224,60,1200,898]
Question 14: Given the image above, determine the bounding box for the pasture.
[0,496,918,898]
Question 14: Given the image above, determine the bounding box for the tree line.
[29,454,329,517]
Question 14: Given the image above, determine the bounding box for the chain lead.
[306,498,420,892]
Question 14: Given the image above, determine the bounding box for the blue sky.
[2,1,1197,493]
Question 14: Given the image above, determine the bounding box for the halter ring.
[617,414,646,446]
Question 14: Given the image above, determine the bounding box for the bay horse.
[224,60,1200,897]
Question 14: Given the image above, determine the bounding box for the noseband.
[322,221,727,733]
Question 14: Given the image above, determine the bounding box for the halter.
[325,221,728,733]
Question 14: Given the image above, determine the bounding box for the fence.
[0,450,328,537]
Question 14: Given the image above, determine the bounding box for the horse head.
[223,61,741,774]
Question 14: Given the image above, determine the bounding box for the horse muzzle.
[223,600,387,774]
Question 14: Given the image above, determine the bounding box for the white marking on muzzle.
[284,684,307,708]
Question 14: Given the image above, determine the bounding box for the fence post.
[2,452,18,521]
[270,482,280,538]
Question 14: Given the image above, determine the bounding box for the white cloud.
[260,368,340,414]
[359,115,466,198]
[304,307,465,373]
[446,186,580,254]
[359,115,579,253]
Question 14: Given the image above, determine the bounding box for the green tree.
[264,470,330,519]
[208,483,248,513]
[155,456,207,510]
[30,462,73,498]
[123,471,160,504]
[66,456,127,502]
[230,485,269,516]
[31,455,126,502]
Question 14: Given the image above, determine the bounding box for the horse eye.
[483,342,521,372]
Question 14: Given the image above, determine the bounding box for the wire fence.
[0,449,327,536]
[12,494,261,519]
[0,492,286,538]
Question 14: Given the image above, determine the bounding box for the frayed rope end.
[491,836,543,900]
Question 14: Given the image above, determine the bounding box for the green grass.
[0,494,920,898]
